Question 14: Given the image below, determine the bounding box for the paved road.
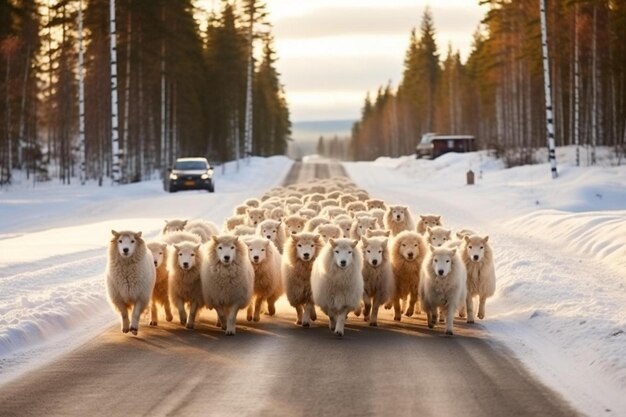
[0,162,579,417]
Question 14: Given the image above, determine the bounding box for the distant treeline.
[0,0,290,185]
[316,135,351,161]
[351,1,626,164]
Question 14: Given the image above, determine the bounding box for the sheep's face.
[389,206,408,223]
[362,237,387,268]
[464,235,489,263]
[246,239,268,264]
[330,239,358,269]
[213,236,239,265]
[335,219,353,238]
[398,235,421,261]
[112,231,142,258]
[355,217,377,238]
[148,244,167,268]
[259,220,280,241]
[293,234,320,262]
[366,199,386,210]
[427,227,452,248]
[163,219,186,233]
[430,247,456,278]
[285,216,306,236]
[420,215,442,230]
[246,208,267,227]
[174,243,200,270]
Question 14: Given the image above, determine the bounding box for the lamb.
[315,223,342,244]
[360,237,393,326]
[384,205,415,237]
[244,198,261,208]
[256,219,285,252]
[270,207,286,222]
[284,215,307,236]
[304,201,322,214]
[244,237,283,322]
[420,246,467,335]
[369,208,386,229]
[334,218,354,238]
[234,204,249,216]
[146,241,173,326]
[388,231,427,321]
[162,219,187,234]
[287,204,304,215]
[350,216,378,240]
[460,235,496,323]
[416,214,443,234]
[281,233,323,327]
[425,226,452,248]
[366,199,387,211]
[339,194,357,207]
[298,208,317,220]
[168,241,204,329]
[106,230,156,335]
[311,238,363,336]
[345,201,367,216]
[201,235,254,335]
[245,208,267,227]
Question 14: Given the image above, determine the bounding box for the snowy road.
[0,161,580,417]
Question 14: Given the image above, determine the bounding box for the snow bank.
[0,156,292,379]
[344,147,626,416]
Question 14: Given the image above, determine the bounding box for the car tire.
[169,187,177,193]
[207,183,215,193]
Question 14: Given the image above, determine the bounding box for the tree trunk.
[109,0,122,183]
[539,0,558,178]
[78,0,86,184]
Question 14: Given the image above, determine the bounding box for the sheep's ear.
[182,220,188,227]
[429,244,435,252]
[384,230,390,237]
[211,235,219,243]
[111,230,120,237]
[426,227,432,234]
[246,208,251,214]
[194,244,201,251]
[382,238,388,247]
[350,240,359,248]
[464,235,470,242]
[313,234,321,243]
[436,216,442,221]
[445,231,451,238]
[234,236,239,243]
[329,238,337,247]
[483,235,489,243]
[450,248,457,256]
[135,231,143,239]
[164,220,168,224]
[361,236,369,245]
[173,244,180,251]
[420,215,426,221]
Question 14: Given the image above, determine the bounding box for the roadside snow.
[0,156,292,380]
[344,147,626,417]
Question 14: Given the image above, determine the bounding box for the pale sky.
[198,0,486,122]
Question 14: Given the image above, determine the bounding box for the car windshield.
[175,161,207,170]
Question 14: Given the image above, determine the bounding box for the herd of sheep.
[105,176,495,337]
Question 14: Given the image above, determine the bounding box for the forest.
[350,0,626,166]
[0,0,291,185]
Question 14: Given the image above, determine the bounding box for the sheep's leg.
[164,297,174,322]
[439,307,446,323]
[334,311,348,336]
[267,295,277,316]
[363,292,372,322]
[150,301,158,326]
[478,295,487,320]
[246,301,254,322]
[393,297,402,321]
[115,301,130,333]
[370,297,381,327]
[130,299,145,335]
[225,305,239,336]
[215,307,226,330]
[466,293,475,324]
[310,303,317,321]
[405,291,416,317]
[329,315,337,331]
[294,305,303,325]
[186,301,199,329]
[253,296,263,322]
[176,297,187,326]
[302,302,313,327]
[425,304,435,329]
[445,305,455,335]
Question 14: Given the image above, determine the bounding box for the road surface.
[0,162,579,417]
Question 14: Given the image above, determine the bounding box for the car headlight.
[169,173,178,180]
[202,169,213,180]
[201,174,209,180]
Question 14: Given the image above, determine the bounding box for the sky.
[198,1,486,122]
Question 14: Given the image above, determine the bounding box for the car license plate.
[185,180,195,186]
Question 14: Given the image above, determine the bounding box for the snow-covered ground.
[0,156,293,380]
[345,146,626,417]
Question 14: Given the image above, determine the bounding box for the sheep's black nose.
[407,252,414,258]
[266,235,272,239]
[123,248,129,254]
[224,255,230,262]
[438,269,444,276]
[253,256,259,261]
[372,259,378,266]
[340,260,347,267]
[183,262,189,269]
[154,261,158,267]
[303,253,310,259]
[396,215,401,220]
[473,255,479,261]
